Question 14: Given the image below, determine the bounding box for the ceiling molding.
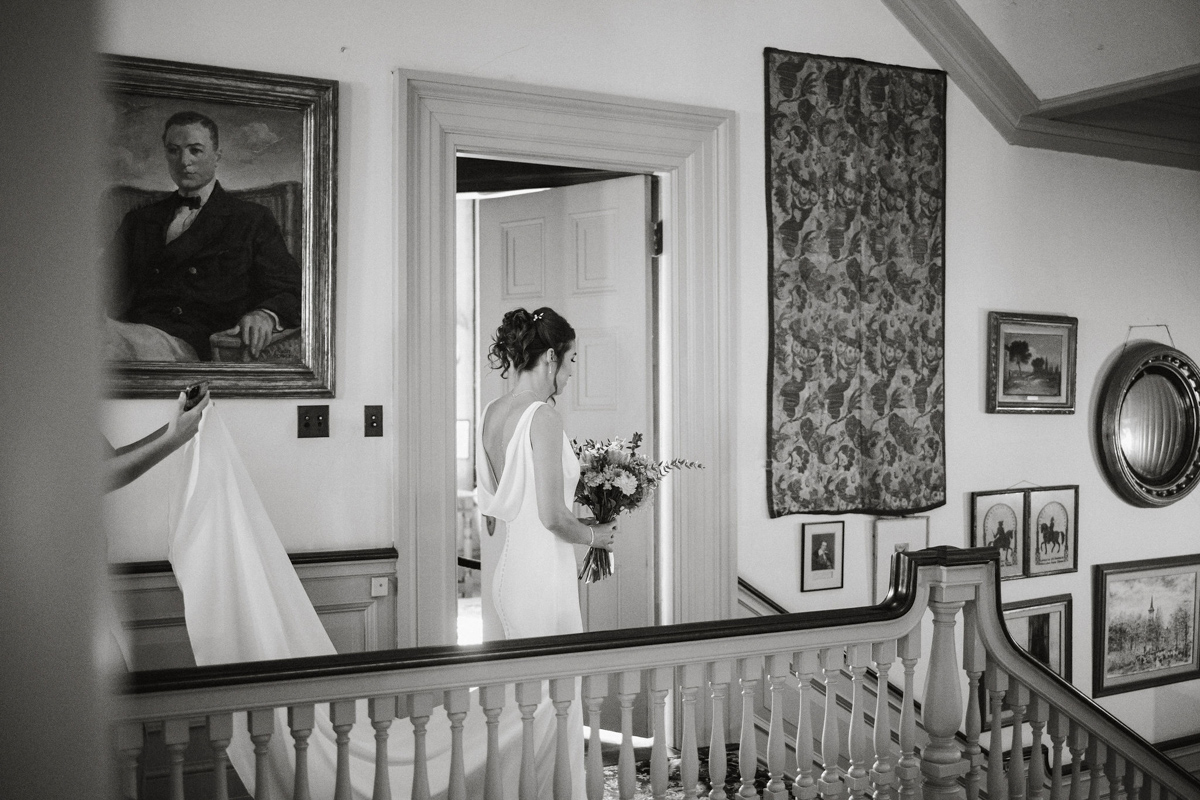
[881,0,1200,171]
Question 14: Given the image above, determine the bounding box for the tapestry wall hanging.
[765,48,947,516]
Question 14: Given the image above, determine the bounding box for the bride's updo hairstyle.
[488,307,576,378]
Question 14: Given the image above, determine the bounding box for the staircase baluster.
[739,657,764,799]
[288,703,315,800]
[897,628,921,800]
[962,609,986,800]
[819,647,846,800]
[516,681,542,800]
[1123,760,1141,800]
[985,663,1008,800]
[331,700,357,800]
[444,688,469,800]
[619,670,642,800]
[479,685,506,800]
[765,653,791,800]
[408,693,434,800]
[1007,680,1029,800]
[368,696,397,800]
[682,663,704,799]
[1028,695,1047,800]
[163,718,189,800]
[709,660,733,800]
[1067,720,1086,800]
[550,677,576,800]
[582,674,609,800]
[650,668,672,799]
[1047,706,1067,800]
[207,713,233,800]
[1087,740,1103,800]
[1104,750,1122,800]
[792,650,820,800]
[116,722,143,800]
[846,644,872,800]
[871,640,898,800]
[921,591,968,800]
[247,708,275,800]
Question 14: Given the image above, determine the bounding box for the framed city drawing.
[1093,554,1200,697]
[1027,485,1078,577]
[873,516,929,603]
[801,521,844,592]
[971,490,1026,580]
[986,312,1077,414]
[102,55,337,397]
[982,593,1073,731]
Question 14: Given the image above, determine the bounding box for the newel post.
[921,583,971,800]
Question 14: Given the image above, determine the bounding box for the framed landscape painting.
[1093,554,1200,697]
[986,312,1077,414]
[971,489,1026,580]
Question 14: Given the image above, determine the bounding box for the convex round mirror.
[1097,341,1200,507]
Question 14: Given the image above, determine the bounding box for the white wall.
[100,0,1200,741]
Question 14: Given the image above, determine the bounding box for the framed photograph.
[1027,485,1078,577]
[986,312,1077,414]
[982,594,1073,731]
[873,516,929,603]
[971,490,1026,580]
[801,521,844,592]
[102,55,337,397]
[1093,554,1200,697]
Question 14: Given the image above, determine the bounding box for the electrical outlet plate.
[297,405,330,438]
[364,405,383,437]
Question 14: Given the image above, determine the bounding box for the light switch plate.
[298,405,330,438]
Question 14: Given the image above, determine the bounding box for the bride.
[477,306,617,641]
[476,307,618,797]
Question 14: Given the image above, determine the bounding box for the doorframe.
[395,70,737,646]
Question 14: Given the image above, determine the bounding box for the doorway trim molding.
[395,70,736,646]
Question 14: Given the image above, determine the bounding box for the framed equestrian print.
[1026,485,1078,577]
[102,55,337,397]
[970,489,1025,580]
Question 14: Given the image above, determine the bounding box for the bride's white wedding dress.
[167,404,586,799]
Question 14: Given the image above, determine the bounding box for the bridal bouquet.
[573,432,702,583]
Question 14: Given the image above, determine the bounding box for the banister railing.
[113,547,1200,800]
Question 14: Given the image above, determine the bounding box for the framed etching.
[873,516,929,603]
[986,312,1077,414]
[982,593,1073,730]
[1093,554,1200,697]
[1027,485,1079,577]
[801,521,844,592]
[971,490,1026,580]
[102,55,337,397]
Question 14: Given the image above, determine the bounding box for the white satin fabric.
[169,404,585,799]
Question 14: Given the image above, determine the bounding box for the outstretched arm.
[104,388,210,492]
[529,405,616,550]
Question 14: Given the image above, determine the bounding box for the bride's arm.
[530,406,616,549]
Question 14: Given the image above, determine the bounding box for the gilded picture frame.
[102,55,337,397]
[986,312,1077,414]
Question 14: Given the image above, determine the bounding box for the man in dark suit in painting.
[106,111,301,361]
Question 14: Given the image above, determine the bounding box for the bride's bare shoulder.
[529,402,564,438]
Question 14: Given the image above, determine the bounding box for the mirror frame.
[1096,340,1200,507]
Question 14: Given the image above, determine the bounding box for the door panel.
[477,175,654,636]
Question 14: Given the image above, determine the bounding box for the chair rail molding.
[394,69,737,646]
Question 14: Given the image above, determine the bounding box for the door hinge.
[653,220,664,256]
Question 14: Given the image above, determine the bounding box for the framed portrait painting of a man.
[801,521,844,592]
[102,55,336,397]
